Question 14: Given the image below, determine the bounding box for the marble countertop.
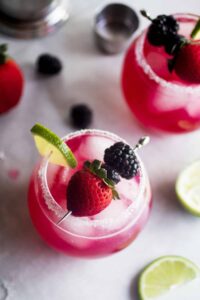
[0,0,200,299]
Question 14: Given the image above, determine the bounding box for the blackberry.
[37,54,62,75]
[147,14,179,46]
[163,15,179,35]
[147,24,166,46]
[70,104,92,129]
[102,164,120,184]
[104,142,139,179]
[165,34,186,55]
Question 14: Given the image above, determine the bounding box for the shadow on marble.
[65,18,102,57]
[129,269,140,300]
[152,178,183,214]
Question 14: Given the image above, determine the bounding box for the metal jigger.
[94,3,139,54]
[0,0,69,38]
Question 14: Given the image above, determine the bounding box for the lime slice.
[139,256,200,300]
[175,160,200,216]
[31,123,77,168]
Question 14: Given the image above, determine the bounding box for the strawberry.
[67,160,119,217]
[174,43,200,83]
[0,44,24,114]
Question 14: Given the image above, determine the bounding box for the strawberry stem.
[191,18,200,40]
[84,160,120,200]
[0,44,8,65]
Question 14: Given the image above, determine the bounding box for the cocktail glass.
[122,14,200,133]
[28,129,152,258]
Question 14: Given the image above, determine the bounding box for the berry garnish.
[0,44,24,114]
[37,54,62,75]
[66,160,119,217]
[104,142,139,179]
[102,164,120,184]
[70,104,93,129]
[141,10,179,47]
[104,137,150,180]
[58,137,150,223]
[141,10,200,80]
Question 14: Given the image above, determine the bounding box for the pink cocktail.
[122,14,200,133]
[28,129,152,258]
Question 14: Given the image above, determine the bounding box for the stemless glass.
[28,129,152,258]
[122,14,200,133]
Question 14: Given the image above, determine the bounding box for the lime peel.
[31,123,77,168]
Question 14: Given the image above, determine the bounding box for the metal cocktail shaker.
[0,0,69,38]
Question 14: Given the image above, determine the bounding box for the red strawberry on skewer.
[173,18,200,83]
[67,160,119,217]
[174,43,200,83]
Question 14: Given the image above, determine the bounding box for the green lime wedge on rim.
[31,123,77,168]
[176,160,200,217]
[138,256,200,300]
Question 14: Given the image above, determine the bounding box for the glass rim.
[36,129,149,240]
[135,13,200,93]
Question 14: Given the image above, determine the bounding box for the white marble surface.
[1,0,200,299]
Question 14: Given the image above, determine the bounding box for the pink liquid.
[28,130,152,258]
[122,14,200,133]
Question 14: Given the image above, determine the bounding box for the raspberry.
[37,54,62,75]
[70,104,93,129]
[104,142,139,179]
[102,164,120,184]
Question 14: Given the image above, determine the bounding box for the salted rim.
[36,129,150,239]
[135,13,200,94]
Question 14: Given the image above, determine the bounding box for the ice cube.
[79,135,114,161]
[59,216,94,249]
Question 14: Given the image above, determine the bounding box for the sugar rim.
[135,13,200,93]
[36,129,150,239]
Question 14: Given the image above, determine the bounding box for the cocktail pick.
[133,136,150,151]
[140,10,153,22]
[57,211,72,225]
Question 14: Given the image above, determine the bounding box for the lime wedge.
[31,123,77,168]
[138,256,200,300]
[176,160,200,216]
